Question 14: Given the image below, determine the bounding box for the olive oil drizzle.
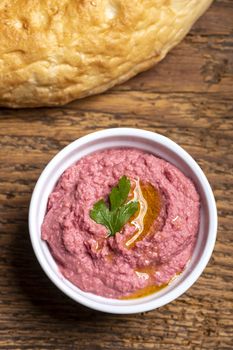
[125,179,161,248]
[122,179,164,299]
[121,272,181,299]
[120,284,166,299]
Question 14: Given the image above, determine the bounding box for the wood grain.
[0,1,233,349]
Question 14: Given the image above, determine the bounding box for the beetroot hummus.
[42,148,200,299]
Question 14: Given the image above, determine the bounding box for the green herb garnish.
[90,176,139,237]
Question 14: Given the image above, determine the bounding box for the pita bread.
[0,0,213,107]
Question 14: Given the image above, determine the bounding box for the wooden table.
[0,1,232,349]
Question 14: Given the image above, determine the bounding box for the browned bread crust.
[0,0,213,108]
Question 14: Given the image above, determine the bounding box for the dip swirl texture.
[42,148,200,298]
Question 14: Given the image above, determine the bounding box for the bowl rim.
[28,127,218,314]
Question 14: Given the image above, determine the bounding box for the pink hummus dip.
[42,148,200,299]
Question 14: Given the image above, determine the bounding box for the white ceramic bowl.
[29,128,217,314]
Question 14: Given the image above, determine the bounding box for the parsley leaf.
[89,199,114,234]
[90,176,139,237]
[112,201,139,235]
[109,175,131,211]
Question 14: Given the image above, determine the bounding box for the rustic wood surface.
[0,1,232,349]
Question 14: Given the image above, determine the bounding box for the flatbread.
[0,0,213,108]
